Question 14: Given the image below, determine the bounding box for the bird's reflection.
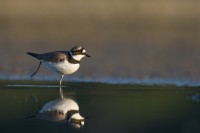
[27,87,87,128]
[59,86,64,99]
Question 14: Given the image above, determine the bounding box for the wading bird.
[27,46,90,87]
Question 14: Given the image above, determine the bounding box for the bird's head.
[70,46,91,61]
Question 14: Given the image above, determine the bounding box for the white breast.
[43,60,80,75]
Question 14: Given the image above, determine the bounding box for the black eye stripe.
[77,48,84,52]
[73,49,86,54]
[71,119,79,124]
[73,50,80,53]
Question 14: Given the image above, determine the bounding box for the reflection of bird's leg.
[60,86,64,99]
[31,62,42,77]
[26,96,41,119]
[32,95,41,110]
[59,75,64,99]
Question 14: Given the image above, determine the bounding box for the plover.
[27,46,90,87]
[26,98,88,128]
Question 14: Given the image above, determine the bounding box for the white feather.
[82,49,86,53]
[42,59,80,75]
[72,54,85,61]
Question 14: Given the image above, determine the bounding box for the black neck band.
[67,52,80,64]
[66,110,80,122]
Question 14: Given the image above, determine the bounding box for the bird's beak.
[85,53,91,57]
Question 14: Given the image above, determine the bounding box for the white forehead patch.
[82,49,86,53]
[81,121,84,126]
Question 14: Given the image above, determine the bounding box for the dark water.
[0,81,200,133]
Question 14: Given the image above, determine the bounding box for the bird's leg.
[31,61,42,77]
[59,75,64,87]
[59,75,64,99]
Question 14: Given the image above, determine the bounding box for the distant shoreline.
[0,76,200,87]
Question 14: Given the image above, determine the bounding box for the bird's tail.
[27,52,40,60]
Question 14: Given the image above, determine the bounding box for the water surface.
[0,80,200,133]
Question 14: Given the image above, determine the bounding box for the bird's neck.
[69,52,85,61]
[67,52,80,64]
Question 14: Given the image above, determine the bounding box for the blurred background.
[0,0,200,83]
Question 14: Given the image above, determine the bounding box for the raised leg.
[31,61,42,77]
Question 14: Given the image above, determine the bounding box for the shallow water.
[0,81,200,133]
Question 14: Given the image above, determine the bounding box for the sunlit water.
[0,81,200,133]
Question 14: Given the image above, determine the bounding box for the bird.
[26,98,88,128]
[27,46,90,87]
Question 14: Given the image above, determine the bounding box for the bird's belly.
[38,98,79,122]
[43,61,80,75]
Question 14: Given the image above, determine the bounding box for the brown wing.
[39,51,67,63]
